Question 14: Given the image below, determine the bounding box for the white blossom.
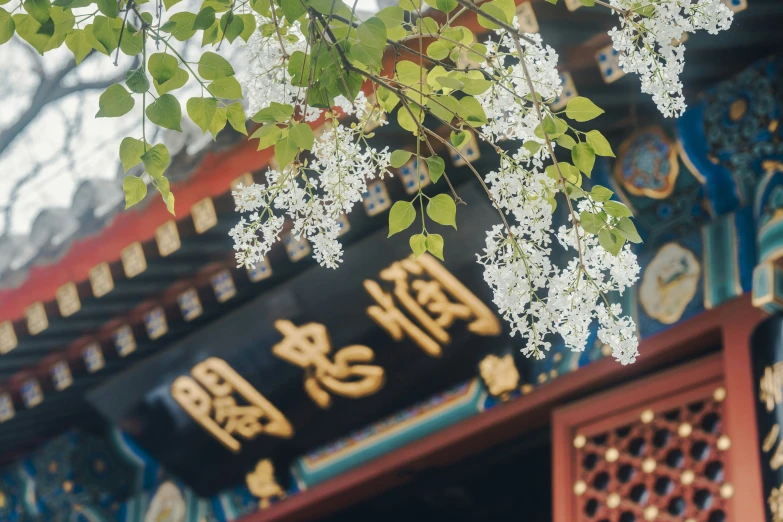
[607,0,733,117]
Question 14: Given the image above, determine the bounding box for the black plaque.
[87,184,526,495]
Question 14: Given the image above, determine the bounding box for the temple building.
[0,0,782,521]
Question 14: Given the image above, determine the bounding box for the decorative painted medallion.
[614,127,680,200]
[144,481,186,522]
[640,243,701,324]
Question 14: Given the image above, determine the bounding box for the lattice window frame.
[553,354,736,522]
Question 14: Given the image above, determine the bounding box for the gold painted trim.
[155,220,181,257]
[121,242,147,278]
[192,197,218,234]
[56,282,81,318]
[25,301,48,335]
[89,262,114,298]
[0,321,18,354]
[301,380,481,470]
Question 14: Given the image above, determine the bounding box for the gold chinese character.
[364,254,501,357]
[246,459,286,509]
[272,320,385,409]
[479,354,520,398]
[761,363,783,412]
[771,484,783,522]
[171,358,293,453]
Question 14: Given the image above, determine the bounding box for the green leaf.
[555,134,577,150]
[377,86,400,113]
[425,233,444,260]
[426,94,458,122]
[0,8,15,45]
[426,40,450,61]
[579,0,595,5]
[219,11,243,43]
[598,228,623,256]
[166,12,197,41]
[82,23,108,55]
[410,233,426,259]
[96,84,134,117]
[615,217,642,243]
[187,97,218,134]
[207,76,242,99]
[603,200,633,218]
[397,104,423,133]
[141,143,170,180]
[390,150,413,168]
[523,140,541,155]
[289,122,314,151]
[425,156,445,184]
[250,124,281,150]
[238,13,255,41]
[91,15,120,53]
[579,211,603,235]
[424,0,456,12]
[460,77,492,96]
[590,185,614,202]
[252,102,293,124]
[13,14,50,53]
[149,52,178,84]
[274,133,298,166]
[193,7,216,30]
[398,0,421,10]
[426,193,456,229]
[64,28,91,63]
[96,0,117,18]
[280,0,305,23]
[119,137,146,173]
[225,102,247,135]
[457,96,487,126]
[23,0,50,26]
[351,16,386,69]
[396,60,426,87]
[201,19,220,46]
[377,5,404,27]
[388,201,416,237]
[146,94,182,131]
[565,96,605,122]
[208,107,227,139]
[586,129,615,157]
[477,1,509,30]
[164,191,175,215]
[163,0,182,9]
[572,142,596,177]
[450,130,469,149]
[125,67,149,93]
[120,22,143,55]
[153,67,188,95]
[123,175,147,208]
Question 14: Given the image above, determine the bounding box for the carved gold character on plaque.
[246,459,286,509]
[272,320,385,409]
[171,358,293,453]
[479,354,520,398]
[770,483,783,522]
[363,254,501,357]
[760,362,783,412]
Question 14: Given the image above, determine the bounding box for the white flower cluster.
[477,32,561,143]
[475,33,641,364]
[607,0,733,117]
[230,102,391,270]
[479,176,641,364]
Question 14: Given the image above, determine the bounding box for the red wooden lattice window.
[553,355,735,522]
